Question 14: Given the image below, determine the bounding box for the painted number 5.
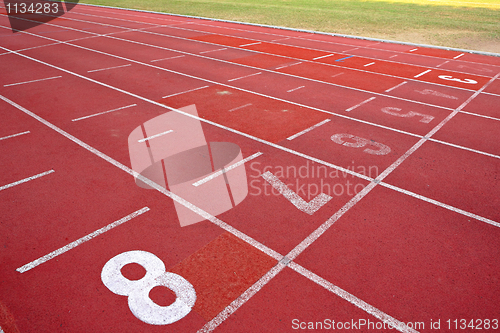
[438,75,477,84]
[381,107,434,123]
[101,251,196,325]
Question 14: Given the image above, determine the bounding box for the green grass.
[81,0,500,53]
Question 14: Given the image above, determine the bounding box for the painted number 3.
[101,251,196,325]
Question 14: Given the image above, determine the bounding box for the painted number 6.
[331,133,391,155]
[438,75,477,84]
[101,251,196,325]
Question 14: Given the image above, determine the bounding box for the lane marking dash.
[0,131,30,141]
[239,42,261,47]
[16,207,150,273]
[313,54,335,60]
[453,53,465,59]
[228,103,252,112]
[409,48,418,52]
[287,119,331,140]
[346,97,376,112]
[72,104,137,121]
[364,62,376,67]
[0,170,54,191]
[87,64,131,72]
[138,130,173,143]
[275,62,302,70]
[162,85,210,99]
[199,48,227,54]
[385,81,407,93]
[193,152,263,187]
[414,69,432,78]
[287,85,305,93]
[3,76,62,87]
[228,72,261,82]
[150,55,185,62]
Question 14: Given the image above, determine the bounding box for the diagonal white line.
[16,207,150,273]
[227,72,261,82]
[3,76,62,87]
[414,69,432,78]
[87,64,131,72]
[71,104,137,121]
[287,119,330,140]
[0,170,54,191]
[193,152,263,187]
[385,81,407,93]
[138,130,173,143]
[0,131,30,141]
[162,85,210,99]
[345,97,376,112]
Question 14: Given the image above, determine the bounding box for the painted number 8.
[101,251,196,325]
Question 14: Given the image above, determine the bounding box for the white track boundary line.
[197,262,287,333]
[0,18,473,115]
[71,3,500,68]
[193,152,263,187]
[16,207,150,273]
[0,170,54,191]
[287,119,330,140]
[2,29,497,195]
[71,103,137,121]
[0,130,30,141]
[289,262,420,333]
[0,94,284,263]
[3,75,62,87]
[0,43,373,183]
[1,31,497,227]
[380,183,500,228]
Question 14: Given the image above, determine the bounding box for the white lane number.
[331,134,391,155]
[101,250,196,325]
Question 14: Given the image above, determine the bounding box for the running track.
[0,3,499,333]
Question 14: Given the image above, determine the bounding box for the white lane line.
[138,129,173,143]
[87,64,131,72]
[331,72,344,78]
[364,62,376,67]
[459,110,500,121]
[385,81,408,93]
[389,55,398,59]
[16,207,150,273]
[0,94,284,262]
[313,54,335,60]
[162,85,210,98]
[381,182,500,228]
[0,130,30,141]
[429,137,500,160]
[228,103,252,112]
[345,97,376,112]
[239,41,261,47]
[71,103,137,121]
[409,48,418,52]
[227,72,262,82]
[286,85,305,93]
[289,262,420,333]
[197,262,286,333]
[3,75,62,87]
[275,62,302,70]
[436,60,449,68]
[199,48,227,54]
[193,152,263,187]
[0,170,54,191]
[414,69,432,78]
[454,53,465,59]
[287,119,331,140]
[150,55,185,62]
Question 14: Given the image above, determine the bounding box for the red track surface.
[1,4,499,333]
